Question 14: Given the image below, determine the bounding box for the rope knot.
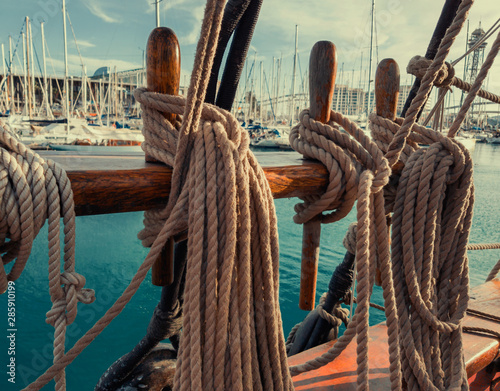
[343,223,357,255]
[46,272,95,327]
[316,293,349,340]
[290,108,390,226]
[407,55,455,88]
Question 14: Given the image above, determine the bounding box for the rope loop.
[290,108,390,225]
[343,222,357,255]
[407,55,455,88]
[0,121,94,389]
[369,106,474,388]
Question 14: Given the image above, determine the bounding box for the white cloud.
[75,39,95,49]
[251,0,500,92]
[176,4,205,46]
[143,0,155,14]
[84,0,119,24]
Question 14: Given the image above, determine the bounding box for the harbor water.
[1,143,500,390]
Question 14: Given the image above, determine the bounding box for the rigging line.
[66,11,86,73]
[66,10,103,125]
[422,19,500,127]
[452,17,500,66]
[0,21,26,93]
[31,41,52,117]
[297,52,304,95]
[43,38,64,105]
[263,69,275,121]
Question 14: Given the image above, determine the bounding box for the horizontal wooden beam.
[38,151,328,216]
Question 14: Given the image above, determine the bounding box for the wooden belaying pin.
[374,58,400,286]
[299,41,337,311]
[146,27,181,286]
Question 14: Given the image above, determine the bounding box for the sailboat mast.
[63,0,70,134]
[25,17,32,119]
[290,24,298,125]
[1,44,5,80]
[1,44,5,112]
[41,22,50,117]
[29,20,35,117]
[259,61,263,124]
[156,0,161,28]
[9,36,14,112]
[82,66,87,116]
[366,0,375,117]
[22,32,27,116]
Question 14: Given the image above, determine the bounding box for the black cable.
[215,0,264,111]
[205,0,252,105]
[401,0,462,118]
[94,240,188,391]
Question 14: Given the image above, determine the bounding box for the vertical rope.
[385,0,474,167]
[448,29,500,137]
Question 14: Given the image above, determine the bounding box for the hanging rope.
[288,109,399,389]
[406,55,500,105]
[385,0,474,168]
[0,121,95,391]
[20,0,294,389]
[8,0,497,389]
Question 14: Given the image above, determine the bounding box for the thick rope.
[0,121,95,391]
[407,55,500,104]
[467,243,500,251]
[447,29,500,138]
[486,260,500,282]
[371,111,475,390]
[139,0,294,387]
[385,0,474,168]
[288,109,401,389]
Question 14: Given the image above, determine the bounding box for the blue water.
[1,143,500,390]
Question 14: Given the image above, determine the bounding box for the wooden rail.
[39,151,328,216]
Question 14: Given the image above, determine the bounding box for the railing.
[38,150,328,216]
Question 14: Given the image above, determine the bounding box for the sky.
[0,0,498,108]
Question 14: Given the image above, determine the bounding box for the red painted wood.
[289,279,500,390]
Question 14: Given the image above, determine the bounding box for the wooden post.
[375,58,399,122]
[146,27,181,286]
[299,41,337,311]
[374,58,399,286]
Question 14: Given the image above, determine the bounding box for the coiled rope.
[288,1,488,390]
[9,0,498,390]
[288,109,398,389]
[136,0,294,386]
[0,122,95,391]
[23,0,293,389]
